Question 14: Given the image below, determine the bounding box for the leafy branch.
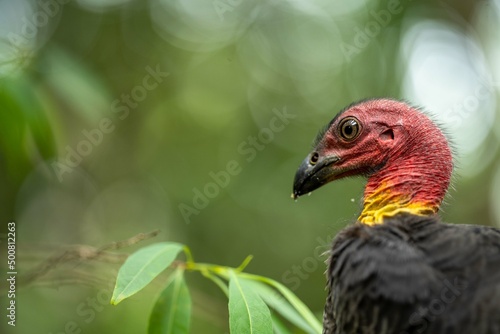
[110,242,322,334]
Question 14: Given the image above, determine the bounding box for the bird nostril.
[309,152,319,165]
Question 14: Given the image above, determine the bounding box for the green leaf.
[0,76,56,174]
[148,268,191,334]
[271,314,292,334]
[236,273,322,334]
[243,280,317,334]
[263,278,321,333]
[111,242,184,305]
[228,270,273,334]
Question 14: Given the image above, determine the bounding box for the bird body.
[292,99,500,333]
[324,215,500,334]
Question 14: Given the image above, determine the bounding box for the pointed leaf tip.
[111,242,184,305]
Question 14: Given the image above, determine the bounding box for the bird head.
[293,98,453,225]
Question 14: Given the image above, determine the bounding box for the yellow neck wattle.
[358,201,437,226]
[358,183,439,226]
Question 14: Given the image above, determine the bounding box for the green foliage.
[149,268,191,334]
[111,242,184,304]
[0,75,57,222]
[111,242,322,334]
[228,270,273,334]
[243,280,317,333]
[0,76,57,163]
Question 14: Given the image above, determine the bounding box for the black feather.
[323,213,500,334]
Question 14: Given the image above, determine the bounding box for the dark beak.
[292,153,341,199]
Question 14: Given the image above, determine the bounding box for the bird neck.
[358,129,453,226]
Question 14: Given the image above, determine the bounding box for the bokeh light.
[401,18,497,176]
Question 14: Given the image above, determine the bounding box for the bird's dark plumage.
[292,99,500,334]
[323,214,500,334]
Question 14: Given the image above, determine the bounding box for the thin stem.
[201,269,229,297]
[236,272,322,333]
[183,245,194,264]
[236,255,253,272]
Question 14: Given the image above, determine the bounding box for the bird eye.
[309,152,319,165]
[339,117,361,141]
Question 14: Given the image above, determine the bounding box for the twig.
[17,230,160,288]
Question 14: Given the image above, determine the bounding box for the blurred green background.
[1,0,500,333]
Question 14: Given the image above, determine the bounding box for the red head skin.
[316,98,453,225]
